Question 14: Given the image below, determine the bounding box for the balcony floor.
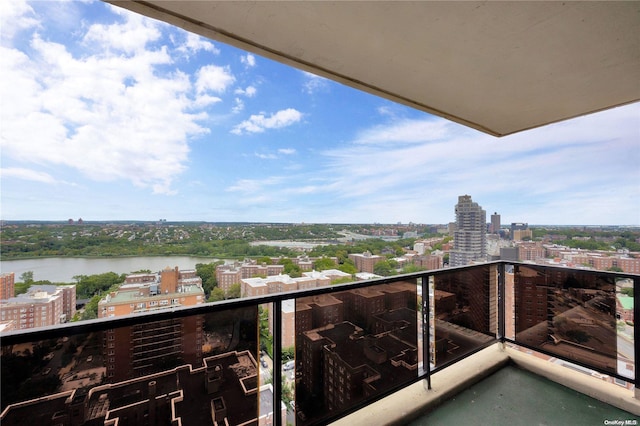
[410,365,637,426]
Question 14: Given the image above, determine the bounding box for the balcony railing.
[0,261,637,425]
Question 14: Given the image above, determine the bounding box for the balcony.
[1,262,638,425]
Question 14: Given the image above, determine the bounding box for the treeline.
[308,237,417,260]
[532,228,640,252]
[1,236,300,259]
[0,222,428,259]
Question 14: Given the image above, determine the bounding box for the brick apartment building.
[250,269,351,346]
[216,256,339,293]
[348,252,385,273]
[216,260,285,293]
[571,253,640,274]
[98,267,204,318]
[516,242,546,261]
[241,269,351,298]
[1,272,15,300]
[98,267,206,381]
[0,284,76,330]
[412,254,444,270]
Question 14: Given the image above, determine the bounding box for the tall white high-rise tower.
[450,195,487,267]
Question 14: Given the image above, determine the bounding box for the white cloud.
[232,98,244,113]
[235,86,257,97]
[196,64,235,94]
[0,0,39,40]
[84,7,162,54]
[192,94,223,108]
[1,167,56,184]
[226,176,283,193]
[241,53,256,67]
[1,5,212,195]
[318,103,640,224]
[231,108,303,135]
[353,119,454,144]
[175,32,219,56]
[255,152,277,159]
[302,71,329,94]
[278,148,296,155]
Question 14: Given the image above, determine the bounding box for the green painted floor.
[410,366,639,426]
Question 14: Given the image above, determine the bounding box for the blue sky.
[1,1,639,225]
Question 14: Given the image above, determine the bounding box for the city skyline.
[1,1,639,226]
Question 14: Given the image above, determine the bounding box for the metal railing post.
[423,273,431,390]
[498,262,505,342]
[634,277,639,398]
[273,300,283,426]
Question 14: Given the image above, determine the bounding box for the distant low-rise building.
[97,267,205,382]
[517,242,546,261]
[98,267,204,318]
[540,245,640,274]
[0,284,76,330]
[1,272,15,300]
[349,251,385,273]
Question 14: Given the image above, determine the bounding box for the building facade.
[450,195,487,267]
[0,285,76,330]
[348,252,385,273]
[98,267,206,381]
[490,212,501,234]
[98,267,204,318]
[1,272,15,300]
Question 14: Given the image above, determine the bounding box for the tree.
[196,261,224,296]
[620,287,634,297]
[75,272,124,298]
[227,283,241,299]
[282,346,295,361]
[259,306,273,355]
[331,276,354,285]
[314,256,337,271]
[81,295,102,320]
[19,271,34,284]
[279,258,302,278]
[402,264,425,274]
[208,287,225,302]
[338,259,357,275]
[373,260,393,276]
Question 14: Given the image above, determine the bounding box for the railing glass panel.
[511,264,630,381]
[293,278,419,425]
[1,305,260,425]
[430,264,498,369]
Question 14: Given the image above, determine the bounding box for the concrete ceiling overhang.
[109,1,640,137]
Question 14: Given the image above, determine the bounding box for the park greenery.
[3,222,637,261]
[5,222,639,320]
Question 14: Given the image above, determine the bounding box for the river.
[0,256,221,283]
